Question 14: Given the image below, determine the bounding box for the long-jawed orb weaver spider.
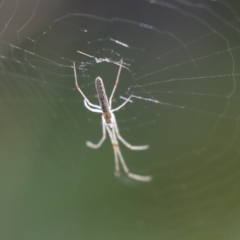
[73,59,152,182]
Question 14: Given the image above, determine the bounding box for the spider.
[73,60,152,182]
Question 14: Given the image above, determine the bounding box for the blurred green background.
[1,0,240,240]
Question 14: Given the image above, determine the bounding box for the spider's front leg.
[86,115,106,149]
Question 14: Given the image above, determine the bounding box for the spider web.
[1,0,240,239]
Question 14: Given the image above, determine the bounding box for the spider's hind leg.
[112,113,149,150]
[116,147,152,182]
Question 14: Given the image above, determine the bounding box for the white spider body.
[73,60,152,182]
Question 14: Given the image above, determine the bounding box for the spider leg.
[84,99,102,113]
[117,148,152,182]
[112,113,149,150]
[109,59,123,109]
[111,94,132,112]
[106,122,151,182]
[86,115,106,149]
[104,123,120,176]
[113,146,120,177]
[73,62,101,110]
